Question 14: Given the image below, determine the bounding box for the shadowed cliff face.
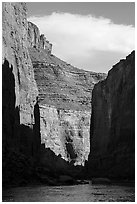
[3,2,135,187]
[2,3,40,186]
[2,2,106,186]
[27,22,106,166]
[88,51,135,179]
[2,59,17,148]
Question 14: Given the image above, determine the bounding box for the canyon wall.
[2,3,107,186]
[3,2,134,184]
[88,51,135,179]
[2,2,40,185]
[28,21,52,53]
[28,22,106,166]
[40,104,90,166]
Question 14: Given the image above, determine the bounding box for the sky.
[27,2,135,73]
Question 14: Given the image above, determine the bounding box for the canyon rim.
[2,2,135,202]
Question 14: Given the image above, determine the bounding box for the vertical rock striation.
[2,2,40,185]
[88,51,135,179]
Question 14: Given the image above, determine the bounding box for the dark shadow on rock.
[19,98,41,160]
[2,59,87,187]
[2,59,41,187]
[2,59,16,148]
[65,143,77,162]
[63,122,77,163]
[86,51,135,181]
[36,146,86,185]
[33,97,41,160]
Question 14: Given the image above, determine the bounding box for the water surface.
[3,183,135,202]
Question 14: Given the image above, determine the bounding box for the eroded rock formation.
[2,2,40,186]
[40,104,90,165]
[3,2,134,186]
[88,51,135,179]
[28,21,52,53]
[2,2,107,187]
[27,22,106,166]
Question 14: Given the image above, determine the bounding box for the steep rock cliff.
[88,51,135,179]
[2,2,40,185]
[28,22,106,166]
[40,104,90,166]
[28,21,52,53]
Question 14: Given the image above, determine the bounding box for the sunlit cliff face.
[27,21,106,166]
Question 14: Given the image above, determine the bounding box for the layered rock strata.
[2,2,40,185]
[28,22,106,166]
[88,51,135,179]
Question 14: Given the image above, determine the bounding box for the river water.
[3,183,135,202]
